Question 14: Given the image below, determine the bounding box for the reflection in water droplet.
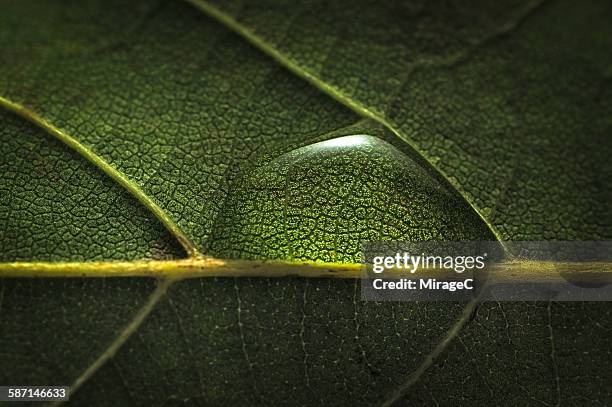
[308,135,375,149]
[208,134,493,263]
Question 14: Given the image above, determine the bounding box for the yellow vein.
[183,0,505,246]
[50,278,172,407]
[0,95,199,258]
[1,258,610,281]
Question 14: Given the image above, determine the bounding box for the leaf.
[0,1,491,405]
[187,0,612,404]
[0,1,610,407]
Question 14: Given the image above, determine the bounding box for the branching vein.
[0,95,199,258]
[50,279,172,407]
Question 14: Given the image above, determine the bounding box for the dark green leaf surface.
[0,0,610,406]
[0,110,183,262]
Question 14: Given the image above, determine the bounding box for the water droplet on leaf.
[208,134,493,263]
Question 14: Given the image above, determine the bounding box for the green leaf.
[0,1,610,406]
[188,0,612,404]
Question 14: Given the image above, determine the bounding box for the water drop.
[208,134,493,263]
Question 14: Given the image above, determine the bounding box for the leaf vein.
[0,95,199,258]
[50,278,172,406]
